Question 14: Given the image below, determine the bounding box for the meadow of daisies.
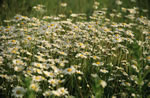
[0,0,150,98]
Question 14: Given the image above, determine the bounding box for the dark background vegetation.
[0,0,150,24]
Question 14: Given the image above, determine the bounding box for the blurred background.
[0,0,149,24]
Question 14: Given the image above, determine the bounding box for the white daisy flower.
[92,61,104,66]
[32,75,45,82]
[57,87,68,96]
[64,66,76,75]
[13,59,24,66]
[30,83,41,92]
[100,69,109,73]
[48,79,59,87]
[43,90,52,96]
[146,56,150,62]
[12,86,26,98]
[99,80,107,88]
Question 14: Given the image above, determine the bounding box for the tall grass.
[0,0,149,24]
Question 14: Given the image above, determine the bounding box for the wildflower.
[43,71,55,78]
[76,42,85,48]
[100,69,109,73]
[64,66,76,75]
[43,90,52,96]
[91,74,98,78]
[121,7,127,12]
[33,68,43,74]
[12,86,26,97]
[131,0,136,2]
[52,90,61,96]
[0,56,3,64]
[126,30,134,37]
[92,61,104,66]
[144,65,150,70]
[57,87,68,96]
[9,47,20,54]
[70,14,78,17]
[131,93,136,97]
[131,65,139,72]
[93,5,98,9]
[87,84,90,88]
[128,8,137,14]
[148,82,150,87]
[33,75,45,82]
[58,14,66,18]
[48,79,59,87]
[116,0,122,5]
[8,40,19,45]
[43,16,51,20]
[35,55,46,62]
[121,82,131,86]
[94,1,100,6]
[33,4,45,13]
[58,51,67,56]
[14,15,23,21]
[99,80,107,88]
[112,96,117,98]
[13,59,24,66]
[146,56,150,62]
[14,65,25,72]
[77,76,82,80]
[91,95,95,98]
[110,13,115,18]
[113,36,122,43]
[76,70,83,75]
[30,83,40,92]
[60,3,67,7]
[32,62,43,69]
[75,53,87,58]
[51,65,61,74]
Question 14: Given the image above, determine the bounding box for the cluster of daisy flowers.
[0,2,150,98]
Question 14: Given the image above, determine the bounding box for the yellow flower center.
[21,22,24,25]
[16,17,19,20]
[79,43,83,46]
[147,56,150,60]
[61,89,65,93]
[80,54,84,57]
[36,64,41,67]
[51,80,55,84]
[27,37,32,40]
[93,56,97,59]
[88,25,92,28]
[7,26,10,28]
[16,90,21,94]
[11,50,17,54]
[35,76,40,80]
[16,60,20,64]
[60,52,65,55]
[50,73,53,76]
[50,24,54,26]
[116,38,119,40]
[12,40,16,43]
[67,68,72,72]
[96,62,100,64]
[31,85,37,90]
[5,29,9,32]
[115,34,119,37]
[74,26,78,29]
